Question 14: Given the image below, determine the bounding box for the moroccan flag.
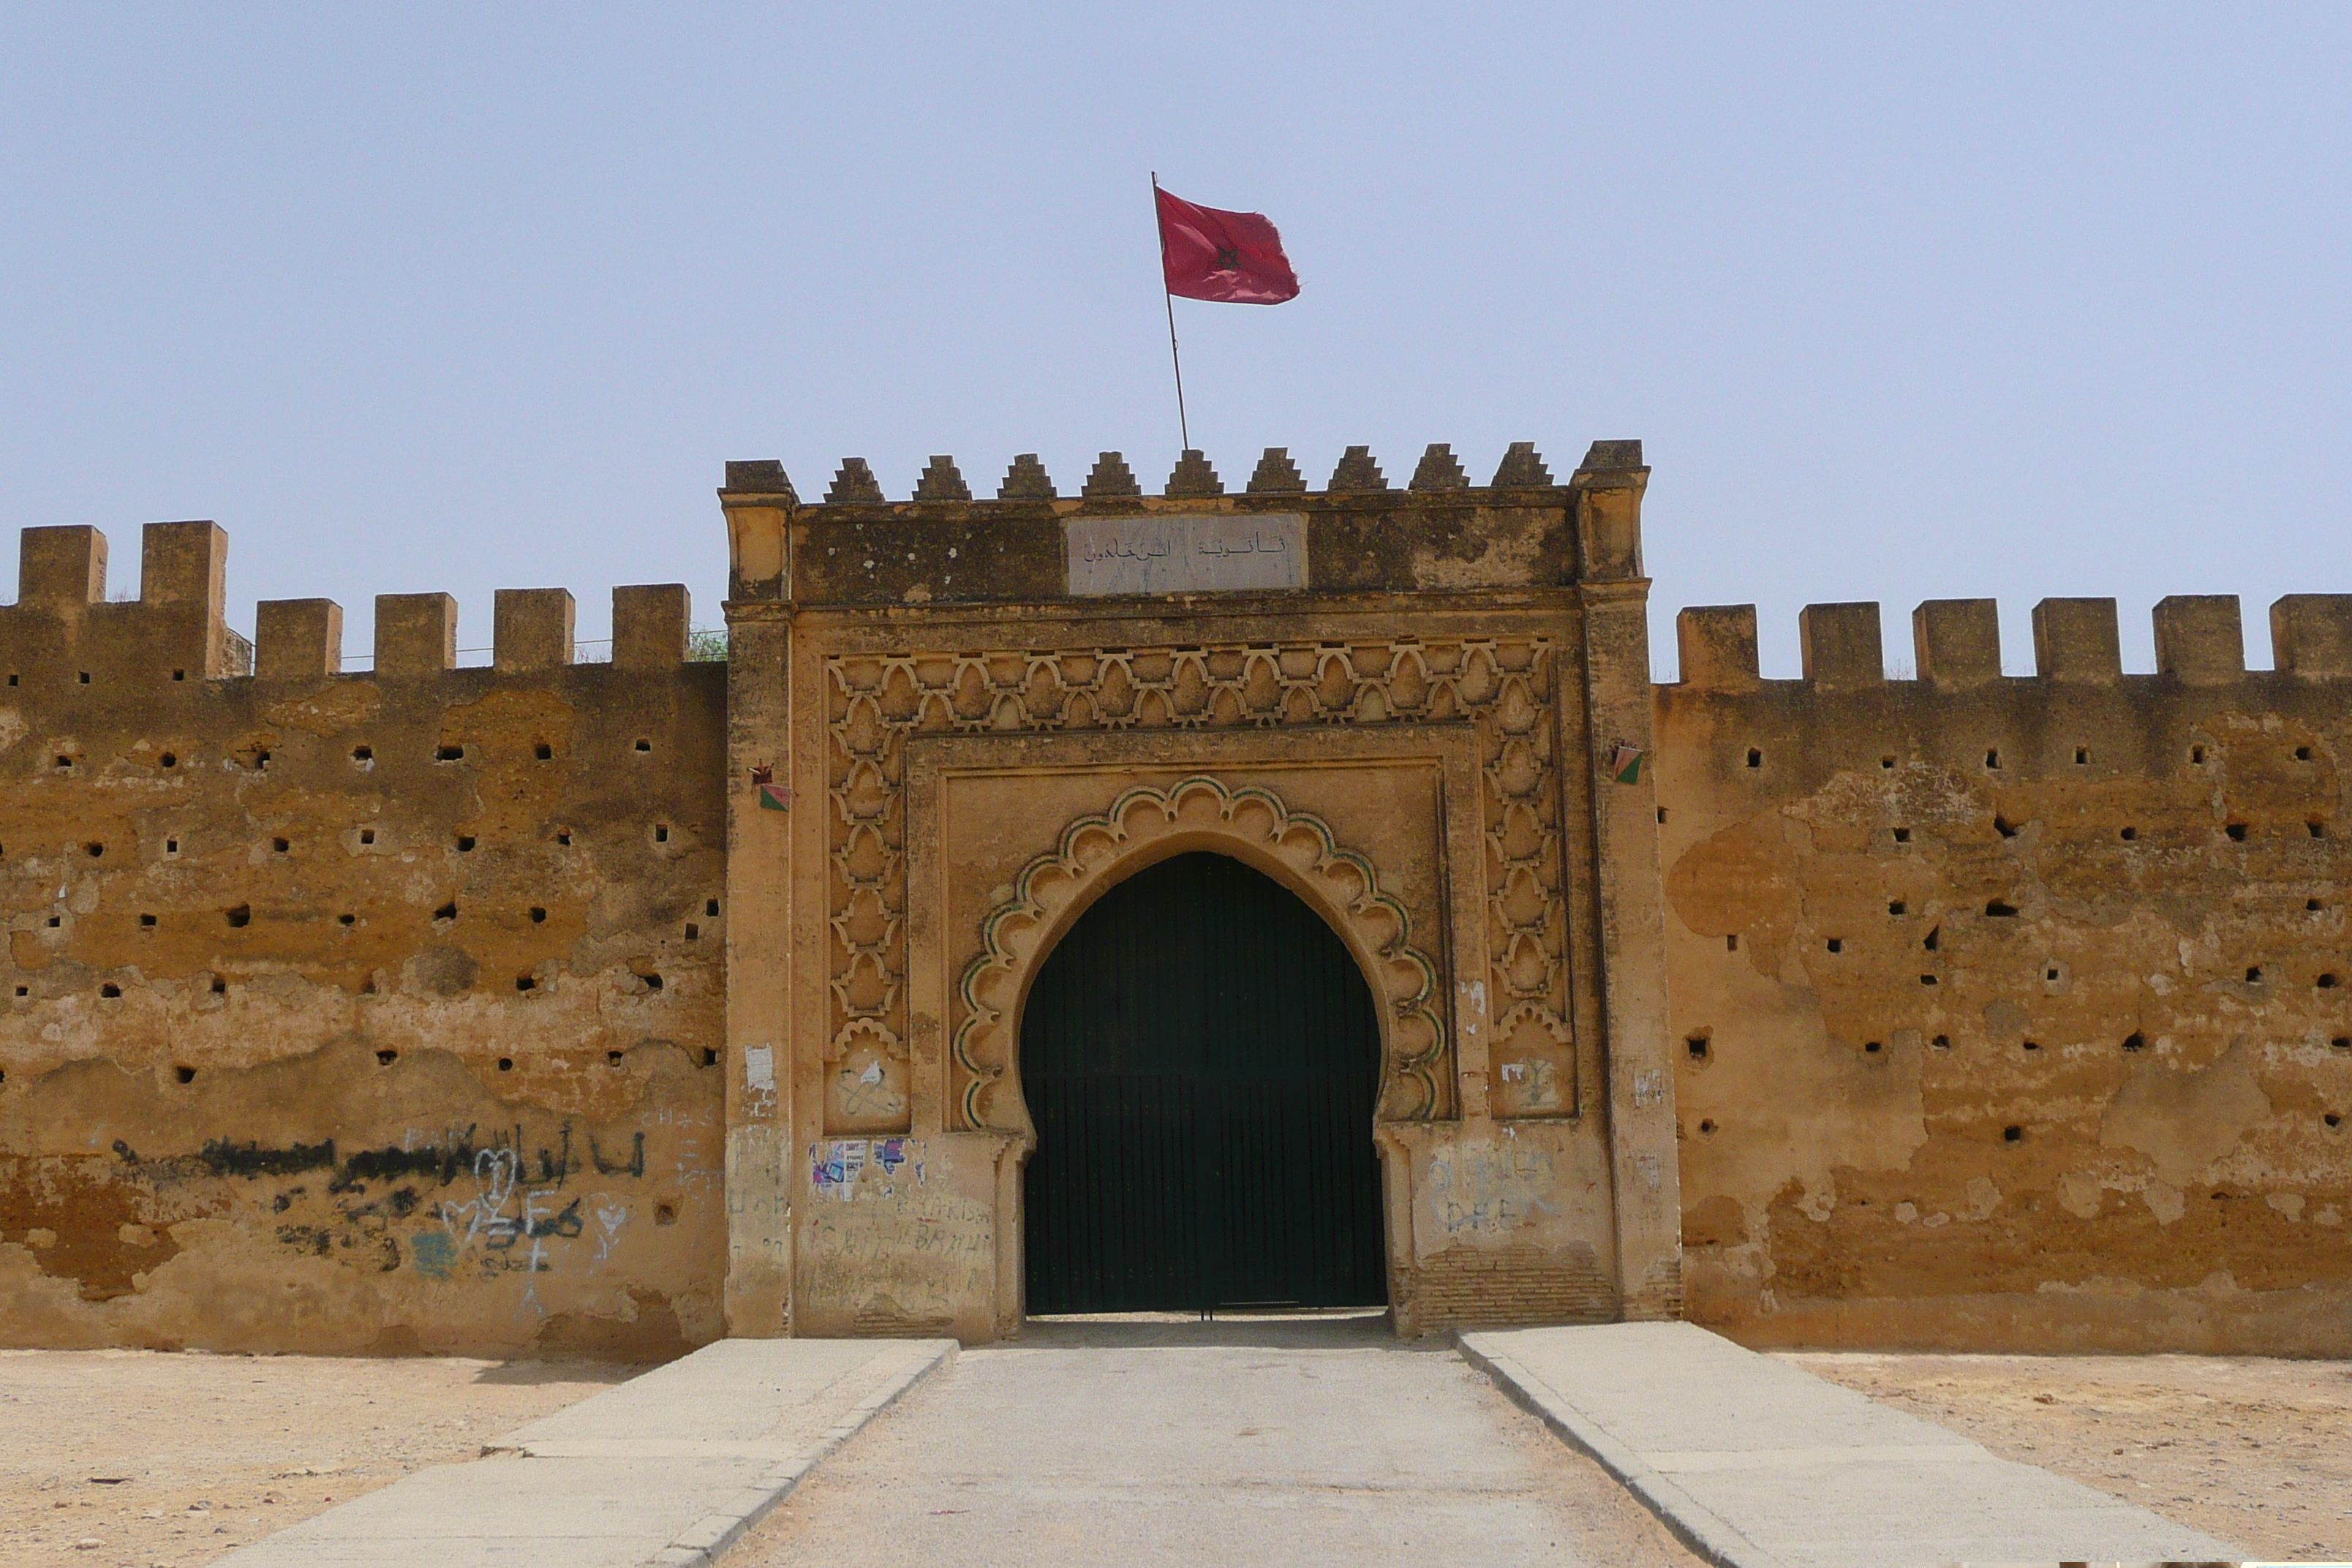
[1155,185,1300,304]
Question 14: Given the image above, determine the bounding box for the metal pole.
[1152,172,1191,451]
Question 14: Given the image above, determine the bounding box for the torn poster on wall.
[809,1137,921,1200]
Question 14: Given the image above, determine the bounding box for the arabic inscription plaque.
[1064,513,1307,596]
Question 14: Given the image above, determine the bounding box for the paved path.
[1464,1322,2244,1568]
[220,1337,953,1568]
[220,1317,2258,1568]
[737,1313,1697,1568]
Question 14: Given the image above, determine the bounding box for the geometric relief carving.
[824,637,1571,1134]
[952,775,1449,1133]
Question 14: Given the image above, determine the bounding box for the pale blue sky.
[1,5,2344,676]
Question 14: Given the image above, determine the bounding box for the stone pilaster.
[1571,443,1683,1320]
[720,464,799,1335]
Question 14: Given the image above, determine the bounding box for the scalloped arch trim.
[950,774,1447,1131]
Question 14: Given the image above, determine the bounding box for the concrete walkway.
[221,1318,2259,1568]
[1463,1322,2244,1568]
[736,1313,1698,1567]
[220,1337,953,1568]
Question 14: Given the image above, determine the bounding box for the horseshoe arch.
[948,774,1450,1134]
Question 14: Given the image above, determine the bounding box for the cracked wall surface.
[1659,597,2352,1353]
[0,523,728,1355]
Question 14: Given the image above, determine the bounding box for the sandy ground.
[1786,1349,2352,1564]
[0,1348,637,1567]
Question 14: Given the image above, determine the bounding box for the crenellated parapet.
[1664,589,2352,795]
[1679,593,2352,693]
[5,521,248,682]
[3,521,708,686]
[717,440,1650,607]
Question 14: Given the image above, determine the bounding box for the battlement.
[2,521,701,685]
[717,440,1651,606]
[1659,590,2352,838]
[1676,593,2352,690]
[717,439,1646,505]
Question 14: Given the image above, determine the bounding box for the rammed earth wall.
[0,442,2346,1356]
[0,523,727,1355]
[1659,595,2352,1353]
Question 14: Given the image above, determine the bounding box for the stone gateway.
[721,442,1674,1341]
[0,440,2345,1357]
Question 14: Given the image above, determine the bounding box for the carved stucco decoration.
[823,637,1567,1133]
[951,775,1447,1132]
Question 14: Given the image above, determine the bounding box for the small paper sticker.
[1609,743,1646,784]
[744,1046,775,1092]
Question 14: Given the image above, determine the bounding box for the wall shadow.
[1015,1310,1449,1352]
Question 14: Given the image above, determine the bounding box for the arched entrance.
[1021,851,1387,1314]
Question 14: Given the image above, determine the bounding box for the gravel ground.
[1785,1349,2352,1564]
[0,1348,637,1567]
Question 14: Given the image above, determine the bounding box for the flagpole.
[1152,172,1191,451]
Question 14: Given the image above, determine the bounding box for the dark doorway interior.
[1022,851,1387,1314]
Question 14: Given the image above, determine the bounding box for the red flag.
[1155,186,1300,304]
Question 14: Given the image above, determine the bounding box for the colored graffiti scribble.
[410,1230,456,1279]
[168,1112,709,1308]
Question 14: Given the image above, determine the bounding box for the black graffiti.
[590,1131,646,1178]
[177,1123,659,1196]
[203,1138,337,1178]
[537,1124,574,1185]
[331,1129,479,1193]
[275,1223,334,1256]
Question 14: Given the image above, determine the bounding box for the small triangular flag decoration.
[752,764,789,811]
[1156,186,1300,304]
[1610,744,1646,785]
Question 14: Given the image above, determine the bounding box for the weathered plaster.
[1660,598,2352,1353]
[26,445,2340,1360]
[0,529,727,1354]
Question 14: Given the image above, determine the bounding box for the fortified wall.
[1662,595,2352,1354]
[0,442,2345,1359]
[0,522,727,1356]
